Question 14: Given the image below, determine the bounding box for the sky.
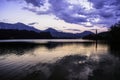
[0,0,120,33]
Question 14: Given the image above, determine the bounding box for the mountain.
[0,22,40,33]
[0,22,52,39]
[0,22,94,39]
[43,28,94,39]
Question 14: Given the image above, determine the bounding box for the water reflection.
[0,41,120,80]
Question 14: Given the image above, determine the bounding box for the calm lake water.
[0,39,120,80]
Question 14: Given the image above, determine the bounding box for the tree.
[109,21,120,42]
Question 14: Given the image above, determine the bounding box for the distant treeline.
[0,29,53,39]
[83,22,120,42]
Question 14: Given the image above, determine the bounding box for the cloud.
[88,0,116,9]
[88,0,106,9]
[7,0,120,27]
[22,0,88,24]
[55,12,87,23]
[87,0,120,25]
[65,29,81,31]
[49,0,88,23]
[24,0,45,7]
[28,22,38,25]
[23,7,51,14]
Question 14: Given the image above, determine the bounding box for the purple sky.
[0,0,120,33]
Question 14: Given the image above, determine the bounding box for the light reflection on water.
[0,42,108,63]
[0,40,120,80]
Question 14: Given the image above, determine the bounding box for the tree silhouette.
[109,21,120,42]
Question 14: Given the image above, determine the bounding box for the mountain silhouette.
[0,22,94,39]
[0,22,40,33]
[43,28,94,38]
[0,22,52,39]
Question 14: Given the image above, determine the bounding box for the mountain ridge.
[0,22,94,39]
[43,28,94,38]
[0,22,40,33]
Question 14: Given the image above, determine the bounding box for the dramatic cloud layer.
[18,0,120,27]
[4,0,120,28]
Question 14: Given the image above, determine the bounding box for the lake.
[0,39,120,80]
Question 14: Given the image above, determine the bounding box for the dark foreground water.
[0,39,120,80]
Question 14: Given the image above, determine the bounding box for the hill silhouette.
[43,28,94,39]
[0,22,40,32]
[0,22,94,39]
[0,22,51,39]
